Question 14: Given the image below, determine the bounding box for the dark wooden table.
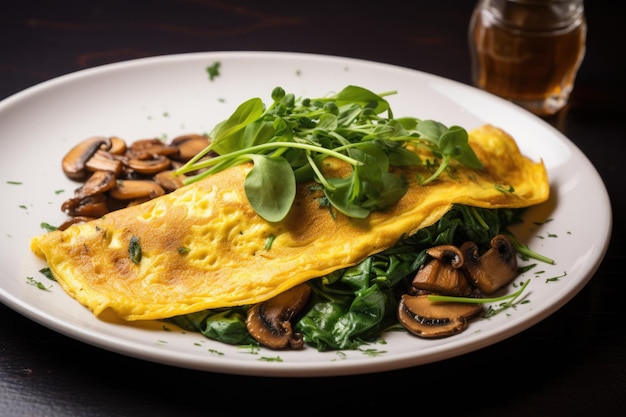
[1,1,624,416]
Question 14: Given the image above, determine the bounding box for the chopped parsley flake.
[40,222,57,232]
[259,356,283,362]
[206,61,221,81]
[39,267,56,281]
[264,234,276,250]
[128,236,142,264]
[26,276,52,291]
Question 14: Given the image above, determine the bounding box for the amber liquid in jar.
[469,0,586,116]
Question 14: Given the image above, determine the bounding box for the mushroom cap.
[127,138,178,160]
[107,136,127,155]
[62,136,111,181]
[74,171,117,199]
[154,170,186,192]
[109,180,165,200]
[246,284,312,349]
[170,134,212,162]
[61,194,109,218]
[84,150,124,176]
[398,294,483,338]
[127,155,171,175]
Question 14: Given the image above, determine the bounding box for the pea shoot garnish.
[175,85,483,222]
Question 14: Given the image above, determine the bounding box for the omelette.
[30,124,549,321]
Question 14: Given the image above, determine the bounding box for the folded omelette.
[30,125,549,321]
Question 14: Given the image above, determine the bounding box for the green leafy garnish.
[26,276,52,291]
[245,154,296,222]
[412,120,483,185]
[206,61,221,81]
[175,85,483,222]
[40,222,57,232]
[38,267,56,281]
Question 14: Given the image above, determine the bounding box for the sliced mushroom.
[170,134,212,162]
[126,197,151,207]
[61,194,109,218]
[84,150,124,176]
[62,136,111,181]
[398,294,483,338]
[57,216,95,231]
[126,154,171,175]
[59,134,209,222]
[108,136,127,155]
[109,180,165,200]
[412,244,473,296]
[154,170,185,192]
[246,283,312,349]
[74,170,117,199]
[461,234,518,294]
[127,138,178,160]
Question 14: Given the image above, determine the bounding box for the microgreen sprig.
[427,279,531,318]
[427,279,530,305]
[175,85,483,222]
[505,231,556,264]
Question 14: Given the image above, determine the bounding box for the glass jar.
[469,0,586,116]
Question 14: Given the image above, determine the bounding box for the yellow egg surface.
[30,124,549,321]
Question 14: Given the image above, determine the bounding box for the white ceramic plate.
[0,51,611,377]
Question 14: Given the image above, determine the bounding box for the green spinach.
[166,205,547,351]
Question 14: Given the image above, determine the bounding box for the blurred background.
[1,1,618,103]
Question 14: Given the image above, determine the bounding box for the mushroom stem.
[461,234,518,294]
[412,244,473,296]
